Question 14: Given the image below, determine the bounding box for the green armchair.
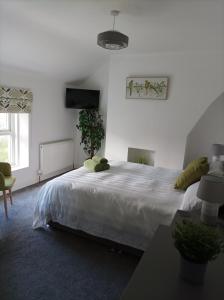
[0,162,16,218]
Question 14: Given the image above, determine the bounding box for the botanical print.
[126,77,168,100]
[0,86,33,113]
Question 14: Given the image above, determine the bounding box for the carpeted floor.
[0,184,140,300]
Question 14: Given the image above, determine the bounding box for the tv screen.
[65,88,99,109]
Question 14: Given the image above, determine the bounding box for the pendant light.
[97,10,129,50]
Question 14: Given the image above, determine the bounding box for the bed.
[33,161,201,250]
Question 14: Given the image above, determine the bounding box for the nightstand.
[121,211,224,300]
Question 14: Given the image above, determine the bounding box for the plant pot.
[179,256,207,285]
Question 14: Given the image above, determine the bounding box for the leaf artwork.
[0,86,32,113]
[126,77,168,100]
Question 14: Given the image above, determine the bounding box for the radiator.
[39,139,74,181]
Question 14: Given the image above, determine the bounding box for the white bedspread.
[33,161,185,250]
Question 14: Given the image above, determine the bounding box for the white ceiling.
[0,0,223,81]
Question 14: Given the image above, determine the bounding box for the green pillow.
[175,157,209,190]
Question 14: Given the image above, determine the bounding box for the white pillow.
[180,181,202,211]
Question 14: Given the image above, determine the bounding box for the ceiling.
[0,0,223,81]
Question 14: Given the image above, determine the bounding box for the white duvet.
[33,161,187,250]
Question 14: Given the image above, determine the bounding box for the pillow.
[174,157,209,190]
[180,181,202,211]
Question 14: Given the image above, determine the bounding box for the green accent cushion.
[92,155,108,164]
[0,162,15,190]
[175,157,209,190]
[4,176,16,188]
[0,175,16,190]
[0,172,5,189]
[84,159,110,172]
[0,162,11,176]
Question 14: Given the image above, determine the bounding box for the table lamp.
[209,144,224,177]
[197,175,224,225]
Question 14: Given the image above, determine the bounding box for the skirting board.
[39,165,74,182]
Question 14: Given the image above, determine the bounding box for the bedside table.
[121,215,224,300]
[172,209,224,228]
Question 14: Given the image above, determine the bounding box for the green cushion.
[92,155,108,164]
[0,175,16,190]
[4,176,16,188]
[94,163,110,172]
[84,159,110,172]
[0,162,11,176]
[175,157,209,190]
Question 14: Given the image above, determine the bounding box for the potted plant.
[76,109,105,158]
[135,156,148,165]
[173,220,224,285]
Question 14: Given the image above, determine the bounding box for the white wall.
[74,62,109,167]
[105,52,224,169]
[184,92,224,166]
[0,66,74,190]
[1,53,223,190]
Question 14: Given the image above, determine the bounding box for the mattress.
[33,161,185,250]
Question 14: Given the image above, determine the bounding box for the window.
[0,113,29,169]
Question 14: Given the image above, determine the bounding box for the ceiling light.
[97,10,129,50]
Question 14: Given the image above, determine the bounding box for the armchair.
[0,162,16,218]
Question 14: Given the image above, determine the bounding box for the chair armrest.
[0,171,5,189]
[0,162,11,176]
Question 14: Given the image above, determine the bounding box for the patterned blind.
[0,86,33,113]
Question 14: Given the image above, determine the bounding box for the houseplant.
[135,156,148,165]
[173,220,224,285]
[76,109,105,158]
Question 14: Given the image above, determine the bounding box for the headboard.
[184,92,224,168]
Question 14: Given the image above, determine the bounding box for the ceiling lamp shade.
[97,30,128,50]
[97,10,129,50]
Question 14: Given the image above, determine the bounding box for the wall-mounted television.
[65,88,100,109]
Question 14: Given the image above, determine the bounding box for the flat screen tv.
[65,88,100,109]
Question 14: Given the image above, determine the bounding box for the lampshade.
[197,175,224,203]
[97,10,129,50]
[97,31,129,50]
[212,144,224,156]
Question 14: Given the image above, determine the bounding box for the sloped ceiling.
[0,0,223,81]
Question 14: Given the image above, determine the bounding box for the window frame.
[0,113,18,166]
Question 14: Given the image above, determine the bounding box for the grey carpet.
[0,184,139,300]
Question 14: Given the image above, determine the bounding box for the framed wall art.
[126,77,168,100]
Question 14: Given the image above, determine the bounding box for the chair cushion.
[4,176,16,189]
[0,162,11,176]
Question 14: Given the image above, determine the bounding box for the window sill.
[12,165,29,172]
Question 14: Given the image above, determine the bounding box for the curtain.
[0,86,32,113]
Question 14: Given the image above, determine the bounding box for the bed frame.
[48,221,143,257]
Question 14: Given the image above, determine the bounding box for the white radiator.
[39,139,74,181]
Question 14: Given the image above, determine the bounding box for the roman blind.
[0,86,33,113]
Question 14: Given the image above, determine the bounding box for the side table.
[121,211,224,300]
